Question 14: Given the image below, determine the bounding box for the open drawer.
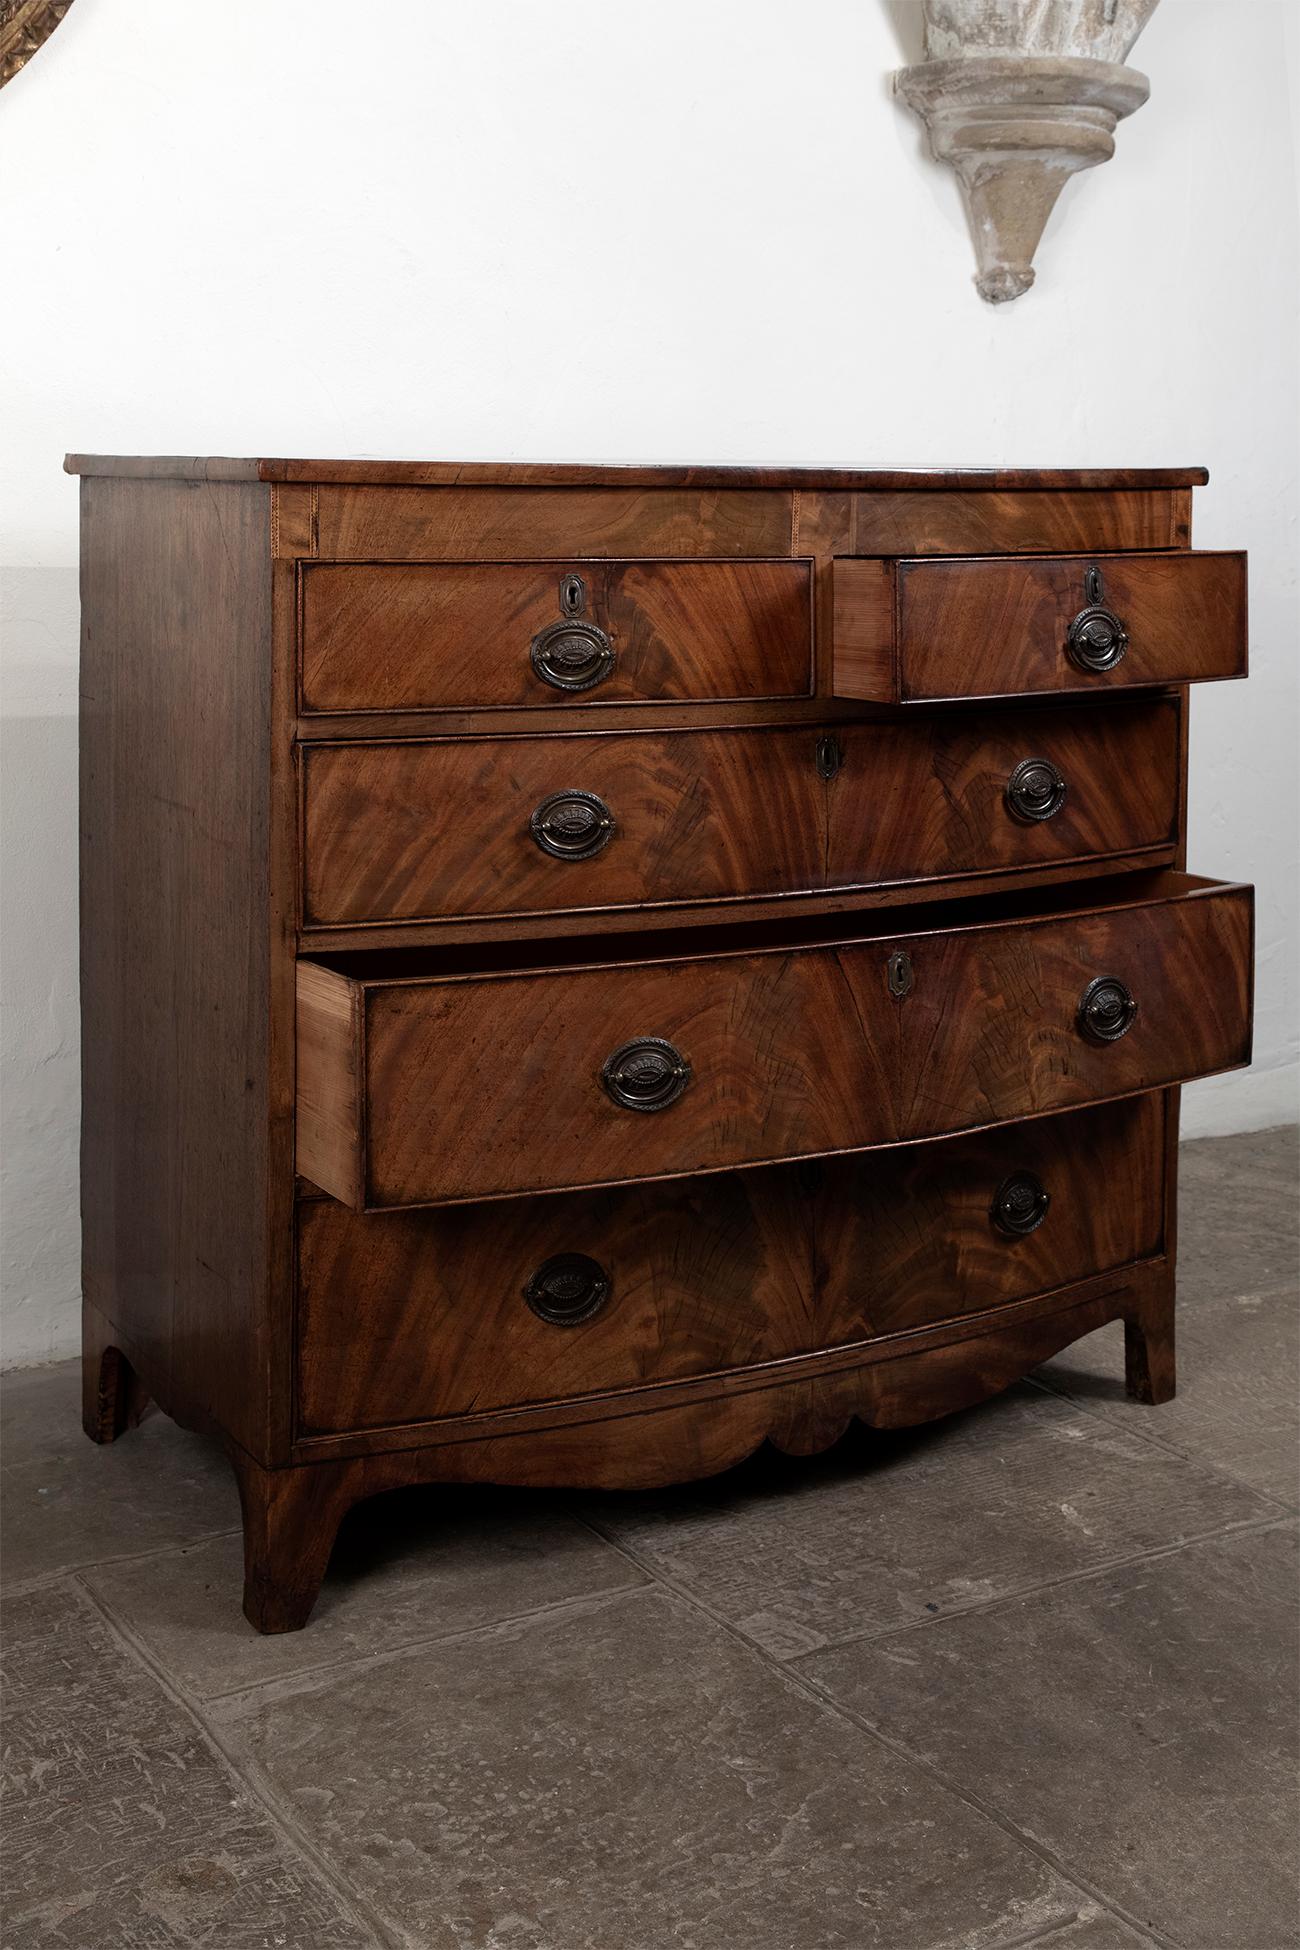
[833,550,1247,703]
[295,871,1252,1210]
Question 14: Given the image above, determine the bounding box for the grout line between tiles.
[568,1511,1188,1950]
[153,1579,652,1714]
[1025,1364,1300,1511]
[191,1571,650,1705]
[72,1576,410,1950]
[780,1510,1295,1657]
[1014,1922,1154,1950]
[983,1929,1076,1950]
[2,1526,246,1598]
[993,1918,1151,1950]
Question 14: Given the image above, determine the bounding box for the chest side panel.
[79,476,285,1460]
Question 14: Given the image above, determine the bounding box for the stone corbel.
[896,3,1161,304]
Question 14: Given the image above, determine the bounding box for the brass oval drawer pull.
[1006,756,1067,823]
[530,790,615,861]
[1067,564,1129,674]
[992,1171,1051,1237]
[530,570,615,691]
[602,1037,691,1112]
[530,618,615,691]
[1078,975,1138,1043]
[523,1253,610,1325]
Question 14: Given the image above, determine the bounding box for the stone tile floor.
[2,1126,1296,1950]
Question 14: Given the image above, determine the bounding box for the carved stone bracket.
[896,3,1161,303]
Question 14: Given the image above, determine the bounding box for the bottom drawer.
[295,1095,1166,1437]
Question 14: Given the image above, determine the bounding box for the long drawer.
[833,550,1247,702]
[295,1096,1166,1436]
[300,558,813,712]
[295,872,1251,1209]
[300,699,1180,928]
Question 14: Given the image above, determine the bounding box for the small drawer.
[299,700,1180,929]
[294,1097,1166,1437]
[299,558,813,712]
[295,871,1251,1209]
[833,549,1247,703]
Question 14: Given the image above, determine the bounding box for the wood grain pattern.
[308,484,1185,568]
[313,488,794,563]
[832,557,895,699]
[298,849,1183,955]
[850,490,1190,556]
[272,485,318,559]
[297,1163,813,1435]
[78,477,284,1461]
[295,1097,1163,1437]
[817,1276,1159,1431]
[294,872,1251,1209]
[82,1298,151,1443]
[813,1094,1165,1343]
[261,1262,1166,1623]
[300,558,813,712]
[893,877,1252,1142]
[292,1255,1170,1463]
[826,700,1180,890]
[300,700,1180,928]
[835,550,1247,704]
[294,964,363,1209]
[898,549,1248,700]
[65,456,1211,491]
[301,723,825,925]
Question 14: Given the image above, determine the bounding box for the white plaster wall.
[2,0,1296,1368]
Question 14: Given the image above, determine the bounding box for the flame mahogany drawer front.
[71,457,1256,1634]
[300,558,814,712]
[295,872,1252,1210]
[295,1096,1166,1437]
[300,697,1180,929]
[833,550,1247,703]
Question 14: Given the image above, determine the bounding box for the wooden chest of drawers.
[69,457,1253,1633]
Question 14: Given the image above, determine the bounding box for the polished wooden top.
[64,456,1210,491]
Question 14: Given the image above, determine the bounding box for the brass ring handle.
[1006,757,1068,823]
[1078,975,1138,1043]
[992,1172,1051,1238]
[530,790,615,861]
[601,1037,691,1112]
[1066,564,1128,674]
[523,1253,611,1325]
